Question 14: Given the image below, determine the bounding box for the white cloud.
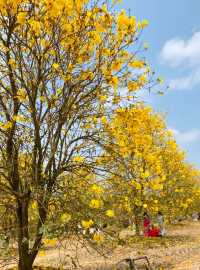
[160,32,200,68]
[160,31,200,90]
[169,68,200,90]
[169,128,200,144]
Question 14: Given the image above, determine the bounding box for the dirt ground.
[2,221,200,270]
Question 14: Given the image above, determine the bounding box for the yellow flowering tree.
[0,0,153,268]
[100,104,200,233]
[157,140,200,222]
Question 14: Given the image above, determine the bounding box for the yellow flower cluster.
[81,219,94,229]
[89,199,102,209]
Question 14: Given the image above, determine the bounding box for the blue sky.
[118,0,200,168]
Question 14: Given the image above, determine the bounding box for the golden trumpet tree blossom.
[100,104,200,232]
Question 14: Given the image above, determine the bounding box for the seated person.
[148,224,160,237]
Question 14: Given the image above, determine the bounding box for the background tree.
[100,104,200,233]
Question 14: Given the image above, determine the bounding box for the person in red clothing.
[143,212,151,237]
[148,225,160,237]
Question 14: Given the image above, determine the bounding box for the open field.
[2,221,200,270]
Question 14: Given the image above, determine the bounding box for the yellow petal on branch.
[101,116,107,124]
[129,60,145,69]
[112,61,122,71]
[8,58,16,67]
[109,76,119,88]
[52,63,60,70]
[1,121,13,130]
[16,89,27,102]
[73,156,85,163]
[138,19,149,29]
[17,12,26,24]
[143,204,148,209]
[12,115,27,123]
[127,81,139,92]
[29,19,41,36]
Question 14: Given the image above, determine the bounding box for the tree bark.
[135,215,141,236]
[134,206,143,236]
[17,198,33,270]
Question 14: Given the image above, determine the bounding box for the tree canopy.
[0,0,199,269]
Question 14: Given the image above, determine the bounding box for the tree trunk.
[18,255,32,270]
[17,198,33,270]
[135,215,141,236]
[16,179,50,270]
[134,207,142,236]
